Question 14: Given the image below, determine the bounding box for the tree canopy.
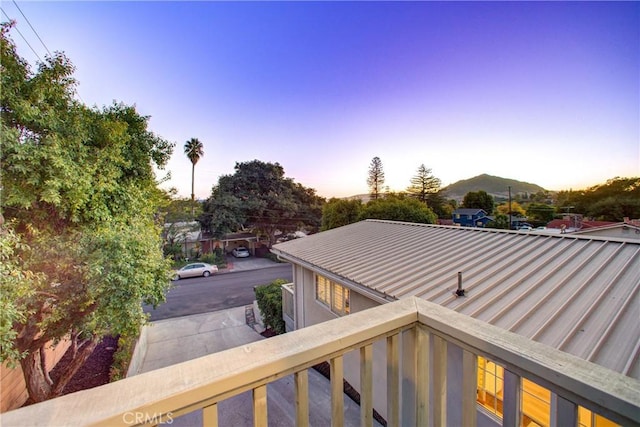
[0,23,174,403]
[555,177,640,221]
[462,190,495,214]
[359,194,437,224]
[321,198,363,231]
[201,160,324,246]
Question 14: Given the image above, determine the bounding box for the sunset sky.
[3,1,638,199]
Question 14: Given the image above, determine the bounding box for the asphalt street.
[144,263,293,321]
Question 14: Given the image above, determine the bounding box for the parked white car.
[232,247,250,258]
[173,262,218,280]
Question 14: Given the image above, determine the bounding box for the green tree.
[406,164,441,203]
[462,190,495,214]
[321,198,363,230]
[158,189,203,224]
[359,194,437,224]
[406,164,449,218]
[0,24,173,403]
[367,156,385,200]
[184,138,204,219]
[526,203,555,223]
[497,201,526,217]
[582,177,640,220]
[553,177,640,221]
[486,214,510,230]
[201,160,323,247]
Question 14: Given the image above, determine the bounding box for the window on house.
[578,408,619,427]
[477,356,504,417]
[315,275,350,316]
[316,275,331,307]
[476,357,618,427]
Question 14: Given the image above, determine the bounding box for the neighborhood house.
[271,219,639,427]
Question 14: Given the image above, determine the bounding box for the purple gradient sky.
[3,1,639,199]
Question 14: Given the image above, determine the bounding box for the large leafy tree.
[0,23,173,403]
[201,160,324,247]
[581,177,640,221]
[321,198,363,231]
[462,190,495,214]
[366,156,385,201]
[184,137,204,219]
[526,203,555,223]
[359,194,437,224]
[554,177,640,221]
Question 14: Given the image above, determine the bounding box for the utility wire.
[1,6,86,105]
[0,7,43,62]
[12,0,52,57]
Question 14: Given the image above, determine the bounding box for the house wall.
[291,263,501,426]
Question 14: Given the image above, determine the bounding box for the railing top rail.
[1,298,419,426]
[3,297,638,427]
[413,298,640,427]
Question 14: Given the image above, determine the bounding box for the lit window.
[315,275,350,316]
[476,357,619,427]
[316,275,330,307]
[477,356,504,417]
[579,407,619,427]
[521,378,550,427]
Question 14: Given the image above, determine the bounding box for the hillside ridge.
[443,174,546,200]
[344,174,546,202]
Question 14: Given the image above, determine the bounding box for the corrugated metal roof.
[272,219,640,379]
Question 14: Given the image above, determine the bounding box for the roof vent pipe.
[456,271,466,297]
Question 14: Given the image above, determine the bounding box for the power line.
[0,7,42,62]
[12,0,51,57]
[1,6,86,105]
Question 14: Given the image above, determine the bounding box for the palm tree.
[184,138,204,218]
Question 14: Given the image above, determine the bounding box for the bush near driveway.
[254,279,287,335]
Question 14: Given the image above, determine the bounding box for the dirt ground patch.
[50,336,118,396]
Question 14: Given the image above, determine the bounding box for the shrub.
[200,247,226,267]
[254,279,288,335]
[109,333,137,382]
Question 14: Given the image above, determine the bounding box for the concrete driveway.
[135,305,378,426]
[223,255,283,273]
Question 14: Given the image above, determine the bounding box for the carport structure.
[200,231,258,256]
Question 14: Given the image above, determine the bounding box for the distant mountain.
[442,174,546,201]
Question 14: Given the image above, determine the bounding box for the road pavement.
[144,260,292,321]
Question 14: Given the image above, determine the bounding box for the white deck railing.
[2,297,639,426]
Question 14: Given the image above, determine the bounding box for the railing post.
[416,325,431,427]
[401,327,417,426]
[295,370,309,425]
[503,369,522,427]
[360,344,373,426]
[387,334,400,426]
[253,385,267,427]
[462,350,478,427]
[551,393,577,427]
[433,335,447,427]
[331,355,345,427]
[202,403,218,427]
